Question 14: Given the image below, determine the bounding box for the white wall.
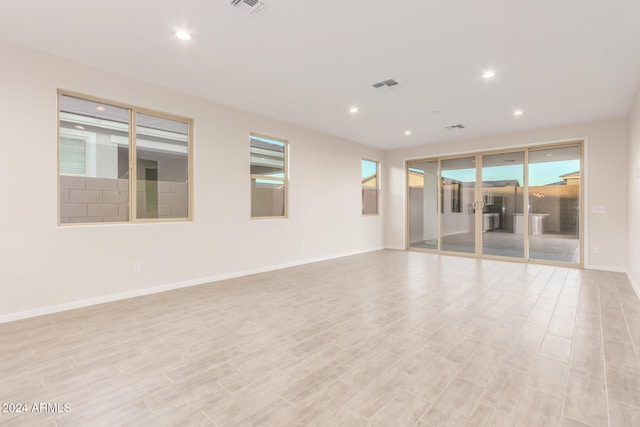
[384,118,628,271]
[0,42,384,321]
[628,88,640,296]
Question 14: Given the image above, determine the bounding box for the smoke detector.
[445,124,465,130]
[231,0,264,15]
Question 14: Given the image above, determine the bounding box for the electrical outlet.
[132,262,141,274]
[591,247,600,255]
[592,206,606,214]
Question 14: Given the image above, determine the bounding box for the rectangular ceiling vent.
[445,124,465,130]
[372,79,400,89]
[231,0,264,15]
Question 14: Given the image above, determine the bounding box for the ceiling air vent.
[231,0,264,15]
[372,79,400,89]
[445,124,465,130]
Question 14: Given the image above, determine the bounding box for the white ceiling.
[1,0,640,150]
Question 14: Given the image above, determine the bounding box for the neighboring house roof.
[557,170,580,185]
[482,180,521,188]
[362,174,377,186]
[559,171,580,179]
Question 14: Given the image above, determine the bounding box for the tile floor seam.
[560,268,588,426]
[612,276,640,370]
[597,277,613,427]
[513,266,567,424]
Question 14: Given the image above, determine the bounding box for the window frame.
[362,158,380,216]
[57,90,194,225]
[249,132,289,219]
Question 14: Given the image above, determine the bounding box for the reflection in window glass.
[135,113,190,219]
[250,134,287,218]
[362,159,379,215]
[58,95,130,224]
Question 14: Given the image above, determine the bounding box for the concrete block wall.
[60,176,188,223]
[137,180,189,219]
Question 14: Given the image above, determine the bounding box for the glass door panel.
[441,157,476,253]
[408,160,439,250]
[528,146,581,264]
[481,152,525,258]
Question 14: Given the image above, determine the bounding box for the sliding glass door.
[406,142,582,266]
[440,157,477,254]
[528,146,581,263]
[481,152,525,258]
[408,161,439,250]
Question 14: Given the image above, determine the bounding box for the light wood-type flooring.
[1,250,640,426]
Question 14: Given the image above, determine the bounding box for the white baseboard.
[584,265,627,273]
[628,272,640,301]
[0,247,384,324]
[385,245,406,251]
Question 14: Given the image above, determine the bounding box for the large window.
[362,159,379,215]
[58,92,192,224]
[250,133,288,218]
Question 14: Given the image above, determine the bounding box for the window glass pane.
[362,159,379,214]
[250,135,285,177]
[362,188,378,215]
[440,157,476,253]
[250,134,287,218]
[59,95,129,224]
[481,152,525,258]
[251,178,285,217]
[362,159,378,188]
[135,113,189,219]
[408,161,438,249]
[528,146,581,264]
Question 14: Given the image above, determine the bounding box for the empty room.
[2,1,640,426]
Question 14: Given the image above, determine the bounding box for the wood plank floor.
[1,250,639,426]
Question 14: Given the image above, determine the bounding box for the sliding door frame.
[405,140,584,268]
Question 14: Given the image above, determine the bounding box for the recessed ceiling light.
[74,125,85,130]
[546,154,553,157]
[482,71,496,79]
[175,30,192,41]
[96,106,106,112]
[349,106,359,113]
[404,130,412,136]
[513,110,524,116]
